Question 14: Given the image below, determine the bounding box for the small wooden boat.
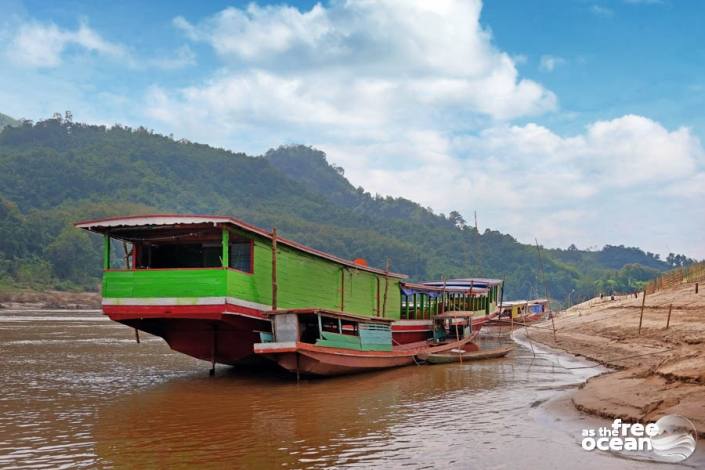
[254,309,480,376]
[421,346,513,364]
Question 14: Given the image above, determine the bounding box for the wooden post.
[134,328,140,343]
[535,239,556,342]
[638,289,647,335]
[209,326,217,376]
[103,234,110,270]
[666,304,673,329]
[405,294,410,319]
[697,283,699,294]
[440,275,447,315]
[376,276,380,316]
[221,228,229,268]
[271,228,278,311]
[340,269,345,312]
[381,258,390,317]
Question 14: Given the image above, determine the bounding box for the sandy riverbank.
[0,289,100,310]
[527,282,705,437]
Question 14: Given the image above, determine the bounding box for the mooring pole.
[666,304,673,329]
[638,289,647,336]
[535,239,556,342]
[271,228,278,311]
[209,326,217,377]
[134,328,140,344]
[381,258,390,317]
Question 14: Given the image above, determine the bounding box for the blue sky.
[1,0,703,258]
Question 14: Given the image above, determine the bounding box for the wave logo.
[650,415,698,463]
[581,415,697,463]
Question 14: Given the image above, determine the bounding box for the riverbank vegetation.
[0,116,696,304]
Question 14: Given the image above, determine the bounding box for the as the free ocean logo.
[581,415,697,463]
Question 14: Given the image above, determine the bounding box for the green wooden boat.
[421,346,513,364]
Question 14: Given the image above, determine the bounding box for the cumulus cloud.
[327,116,705,254]
[164,0,557,122]
[140,0,705,256]
[6,20,127,68]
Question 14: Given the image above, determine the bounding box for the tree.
[448,210,466,229]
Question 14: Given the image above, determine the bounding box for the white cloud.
[7,20,126,68]
[139,0,705,257]
[539,54,566,72]
[166,0,556,122]
[325,116,704,256]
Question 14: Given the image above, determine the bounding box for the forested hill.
[0,117,692,304]
[0,112,18,129]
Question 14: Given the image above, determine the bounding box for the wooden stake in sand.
[535,238,557,342]
[666,304,673,329]
[638,289,647,335]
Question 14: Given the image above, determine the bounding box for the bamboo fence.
[645,261,705,294]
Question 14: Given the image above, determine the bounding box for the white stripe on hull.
[102,296,272,311]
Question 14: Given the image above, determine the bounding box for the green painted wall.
[103,269,226,298]
[103,227,402,319]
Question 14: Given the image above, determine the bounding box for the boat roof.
[74,214,407,279]
[499,299,549,307]
[400,281,489,296]
[265,308,395,323]
[421,278,503,289]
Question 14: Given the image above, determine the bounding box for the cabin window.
[138,242,222,269]
[229,240,253,273]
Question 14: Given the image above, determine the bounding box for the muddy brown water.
[1,310,703,469]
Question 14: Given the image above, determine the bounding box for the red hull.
[256,334,478,376]
[391,316,487,345]
[105,305,270,366]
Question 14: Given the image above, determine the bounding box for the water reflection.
[1,310,697,469]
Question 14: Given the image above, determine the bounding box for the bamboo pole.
[376,276,380,316]
[209,326,217,376]
[638,289,647,335]
[535,239,557,342]
[381,258,390,317]
[271,228,278,311]
[341,269,346,312]
[497,281,504,338]
[666,304,673,329]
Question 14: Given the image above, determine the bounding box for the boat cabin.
[75,215,407,320]
[498,299,549,319]
[399,278,503,320]
[261,309,394,352]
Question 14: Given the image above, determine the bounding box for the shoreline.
[524,283,705,438]
[0,289,100,310]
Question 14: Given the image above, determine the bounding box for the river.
[0,310,702,469]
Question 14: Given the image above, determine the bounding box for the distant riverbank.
[0,288,99,310]
[528,283,705,437]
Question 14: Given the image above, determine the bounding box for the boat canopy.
[500,299,549,307]
[75,214,407,279]
[400,281,489,297]
[421,278,503,289]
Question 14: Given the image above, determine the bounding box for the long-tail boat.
[76,214,501,376]
[254,308,478,376]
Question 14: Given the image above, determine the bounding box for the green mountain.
[0,112,19,129]
[0,117,689,304]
